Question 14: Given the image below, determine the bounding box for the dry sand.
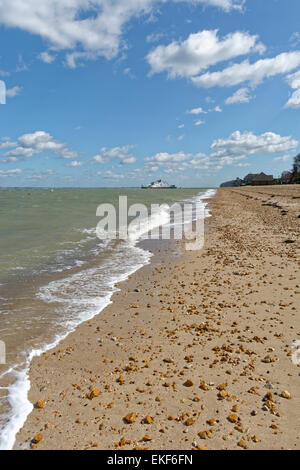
[15,186,300,450]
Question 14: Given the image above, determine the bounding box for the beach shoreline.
[14,186,300,450]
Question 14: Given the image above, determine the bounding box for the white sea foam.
[0,189,216,450]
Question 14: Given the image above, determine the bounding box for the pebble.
[281,391,291,399]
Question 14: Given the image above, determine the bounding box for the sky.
[0,0,299,188]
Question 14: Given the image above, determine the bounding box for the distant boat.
[141,179,177,189]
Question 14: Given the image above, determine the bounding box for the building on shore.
[243,173,259,185]
[251,173,274,186]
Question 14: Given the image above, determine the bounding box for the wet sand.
[15,186,300,450]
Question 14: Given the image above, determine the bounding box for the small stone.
[218,390,229,400]
[207,419,216,426]
[227,414,239,424]
[32,433,43,444]
[238,440,249,450]
[185,418,195,426]
[281,390,291,399]
[124,413,136,424]
[200,381,210,391]
[183,379,194,387]
[144,415,154,424]
[163,358,174,364]
[36,400,45,409]
[87,389,101,400]
[198,430,212,440]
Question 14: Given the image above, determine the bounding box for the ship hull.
[141,186,177,189]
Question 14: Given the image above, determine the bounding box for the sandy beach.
[15,186,300,450]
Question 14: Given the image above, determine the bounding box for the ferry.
[141,179,177,189]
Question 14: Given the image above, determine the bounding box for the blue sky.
[0,0,299,187]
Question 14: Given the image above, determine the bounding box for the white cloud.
[93,145,136,164]
[285,70,300,109]
[100,170,126,180]
[68,160,83,167]
[214,106,222,112]
[6,86,22,98]
[27,169,54,180]
[192,51,300,88]
[0,69,9,77]
[273,155,292,162]
[0,169,22,177]
[188,107,207,115]
[123,67,136,79]
[290,32,300,47]
[0,139,16,150]
[146,32,165,43]
[139,128,298,176]
[38,51,56,64]
[0,1,244,68]
[0,157,19,164]
[146,151,191,165]
[147,29,264,78]
[210,131,299,158]
[59,148,80,159]
[193,0,244,10]
[2,131,79,160]
[285,89,300,109]
[225,87,252,104]
[178,124,185,129]
[177,135,184,141]
[195,119,205,126]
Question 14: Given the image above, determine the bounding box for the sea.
[0,187,215,449]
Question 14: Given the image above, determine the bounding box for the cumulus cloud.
[285,70,300,109]
[195,119,205,126]
[2,131,79,160]
[188,105,221,116]
[192,52,300,88]
[273,155,291,162]
[225,87,252,104]
[147,29,264,78]
[67,160,83,167]
[146,151,191,165]
[290,32,300,47]
[6,86,22,98]
[38,51,56,64]
[210,130,299,158]
[188,107,207,115]
[0,1,244,68]
[194,0,244,10]
[0,157,19,164]
[93,145,136,164]
[144,150,247,173]
[0,169,22,177]
[0,139,16,150]
[100,170,126,180]
[59,148,80,159]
